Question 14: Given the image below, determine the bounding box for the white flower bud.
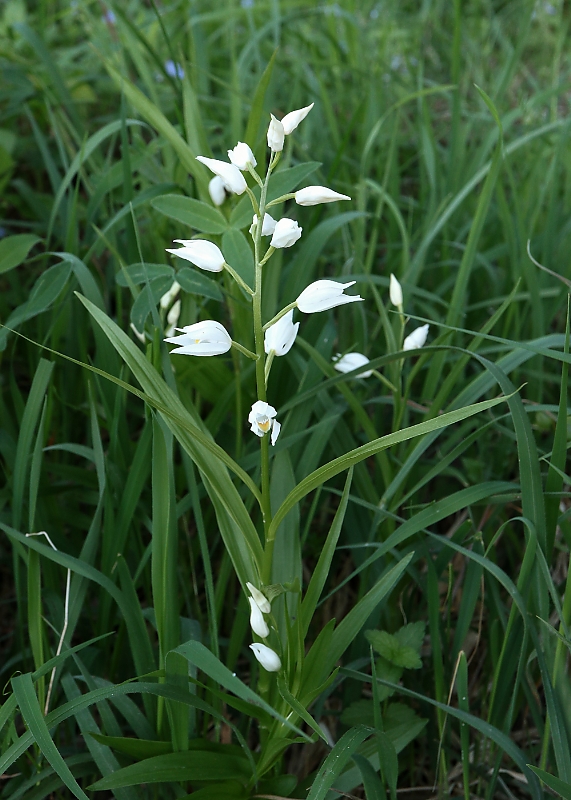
[264,310,299,356]
[245,582,271,614]
[267,114,285,152]
[333,352,372,378]
[208,176,227,206]
[281,103,314,134]
[403,324,429,351]
[270,218,302,249]
[294,186,351,206]
[166,240,225,272]
[227,141,257,171]
[249,643,281,672]
[165,299,181,337]
[389,274,403,308]
[196,156,247,195]
[159,280,181,310]
[248,597,270,638]
[296,280,363,313]
[249,213,277,238]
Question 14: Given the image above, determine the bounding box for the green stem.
[252,158,274,557]
[231,341,258,361]
[264,350,276,386]
[265,192,295,208]
[224,263,254,296]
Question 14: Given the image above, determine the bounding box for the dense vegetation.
[1,1,570,798]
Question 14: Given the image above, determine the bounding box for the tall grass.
[1,0,570,798]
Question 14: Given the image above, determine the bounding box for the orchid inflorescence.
[160,104,429,673]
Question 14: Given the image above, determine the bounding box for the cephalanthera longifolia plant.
[1,102,511,798]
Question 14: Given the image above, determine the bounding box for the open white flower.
[267,115,285,152]
[281,103,314,134]
[248,597,270,638]
[250,213,277,237]
[403,324,429,351]
[165,320,232,356]
[196,156,247,195]
[248,400,279,441]
[246,582,271,614]
[389,274,403,308]
[208,176,227,206]
[228,142,257,170]
[296,280,363,313]
[264,310,299,356]
[166,240,225,272]
[270,218,302,248]
[250,643,281,672]
[333,352,372,378]
[295,186,351,206]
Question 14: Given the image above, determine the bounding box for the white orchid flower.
[296,280,363,313]
[246,582,271,614]
[159,280,181,310]
[249,642,281,672]
[250,213,277,237]
[267,114,285,152]
[248,400,280,445]
[295,186,351,206]
[196,156,247,195]
[248,597,270,638]
[228,141,257,170]
[403,324,429,351]
[281,103,314,134]
[264,310,299,356]
[164,320,232,356]
[208,176,227,206]
[333,352,372,378]
[389,273,403,308]
[166,240,225,272]
[270,218,302,248]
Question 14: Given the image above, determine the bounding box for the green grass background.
[1,0,571,797]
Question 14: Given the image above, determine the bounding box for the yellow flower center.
[258,417,271,432]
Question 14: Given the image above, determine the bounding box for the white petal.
[208,176,227,206]
[246,582,271,614]
[389,274,403,307]
[248,597,269,638]
[228,141,257,170]
[296,280,363,313]
[270,419,281,446]
[333,352,372,378]
[403,324,429,351]
[270,218,302,248]
[267,115,285,152]
[166,240,225,272]
[264,310,299,356]
[249,643,281,672]
[196,156,247,195]
[281,103,314,135]
[294,186,351,206]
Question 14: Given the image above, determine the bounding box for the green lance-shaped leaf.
[12,674,90,800]
[0,233,41,274]
[269,393,512,541]
[306,726,374,800]
[75,294,263,579]
[528,766,571,800]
